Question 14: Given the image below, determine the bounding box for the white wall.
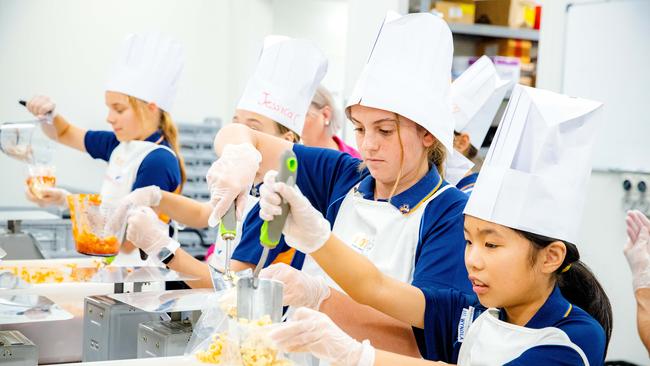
[538,0,649,362]
[271,0,348,94]
[343,0,408,97]
[339,0,408,143]
[224,0,274,114]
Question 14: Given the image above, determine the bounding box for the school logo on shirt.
[350,232,374,253]
[457,306,475,343]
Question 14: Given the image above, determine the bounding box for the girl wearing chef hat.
[202,12,472,355]
[24,32,186,264]
[258,84,611,365]
[105,35,329,284]
[446,56,510,194]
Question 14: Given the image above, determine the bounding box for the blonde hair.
[310,85,342,136]
[275,122,301,143]
[389,116,446,199]
[128,96,187,190]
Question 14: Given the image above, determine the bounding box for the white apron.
[99,140,176,266]
[301,182,452,290]
[457,308,590,366]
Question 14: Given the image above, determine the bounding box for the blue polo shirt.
[417,286,606,365]
[232,144,472,294]
[456,172,478,195]
[84,130,181,193]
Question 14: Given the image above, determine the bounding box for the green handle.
[220,205,237,240]
[260,150,298,248]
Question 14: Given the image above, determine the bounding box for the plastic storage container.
[67,194,119,256]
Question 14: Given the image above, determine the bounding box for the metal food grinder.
[236,149,297,322]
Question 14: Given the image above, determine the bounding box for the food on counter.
[195,315,291,366]
[196,333,228,364]
[0,261,103,284]
[238,315,273,327]
[217,272,242,319]
[240,340,291,366]
[239,315,291,366]
[67,193,120,256]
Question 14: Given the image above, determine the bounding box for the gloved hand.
[206,143,261,226]
[25,187,69,207]
[104,186,162,236]
[258,170,330,254]
[126,207,179,257]
[26,95,56,122]
[625,210,650,290]
[260,263,330,310]
[269,307,375,366]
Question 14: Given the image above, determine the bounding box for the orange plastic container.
[67,194,119,256]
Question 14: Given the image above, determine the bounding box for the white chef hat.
[237,35,328,136]
[106,32,185,113]
[345,12,455,153]
[444,150,475,186]
[451,56,511,149]
[464,85,603,243]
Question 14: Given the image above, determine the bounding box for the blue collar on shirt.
[457,173,478,192]
[144,131,164,144]
[523,286,572,329]
[355,167,444,214]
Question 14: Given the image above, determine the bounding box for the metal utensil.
[236,277,284,322]
[236,149,297,322]
[207,204,237,291]
[220,204,237,283]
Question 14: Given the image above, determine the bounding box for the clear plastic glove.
[206,143,261,226]
[269,307,375,366]
[26,95,56,122]
[260,263,330,310]
[126,206,179,257]
[25,187,69,207]
[259,170,331,253]
[625,210,650,290]
[104,186,162,236]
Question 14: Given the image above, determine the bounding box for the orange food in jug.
[67,194,120,256]
[73,231,119,256]
[26,175,56,198]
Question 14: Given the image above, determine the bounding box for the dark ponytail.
[517,230,613,354]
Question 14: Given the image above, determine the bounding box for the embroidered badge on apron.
[350,232,374,253]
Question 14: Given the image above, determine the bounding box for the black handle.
[18,100,27,107]
[139,249,148,260]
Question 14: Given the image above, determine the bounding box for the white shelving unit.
[448,23,539,41]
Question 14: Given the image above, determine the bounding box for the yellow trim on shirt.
[404,176,444,216]
[563,304,573,318]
